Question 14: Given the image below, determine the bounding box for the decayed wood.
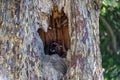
[38,5,70,56]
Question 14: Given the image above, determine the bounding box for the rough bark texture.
[0,0,103,80]
[66,0,103,80]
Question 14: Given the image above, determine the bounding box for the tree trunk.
[0,0,103,80]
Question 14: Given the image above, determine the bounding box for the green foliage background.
[100,0,120,79]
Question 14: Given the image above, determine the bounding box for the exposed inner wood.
[38,6,70,57]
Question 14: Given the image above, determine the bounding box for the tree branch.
[100,16,117,52]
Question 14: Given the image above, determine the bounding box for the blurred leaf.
[100,0,120,79]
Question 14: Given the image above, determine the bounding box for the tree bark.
[0,0,103,80]
[66,0,103,80]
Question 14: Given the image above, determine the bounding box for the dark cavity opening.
[38,6,70,58]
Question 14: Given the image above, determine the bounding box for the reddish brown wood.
[38,6,70,55]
